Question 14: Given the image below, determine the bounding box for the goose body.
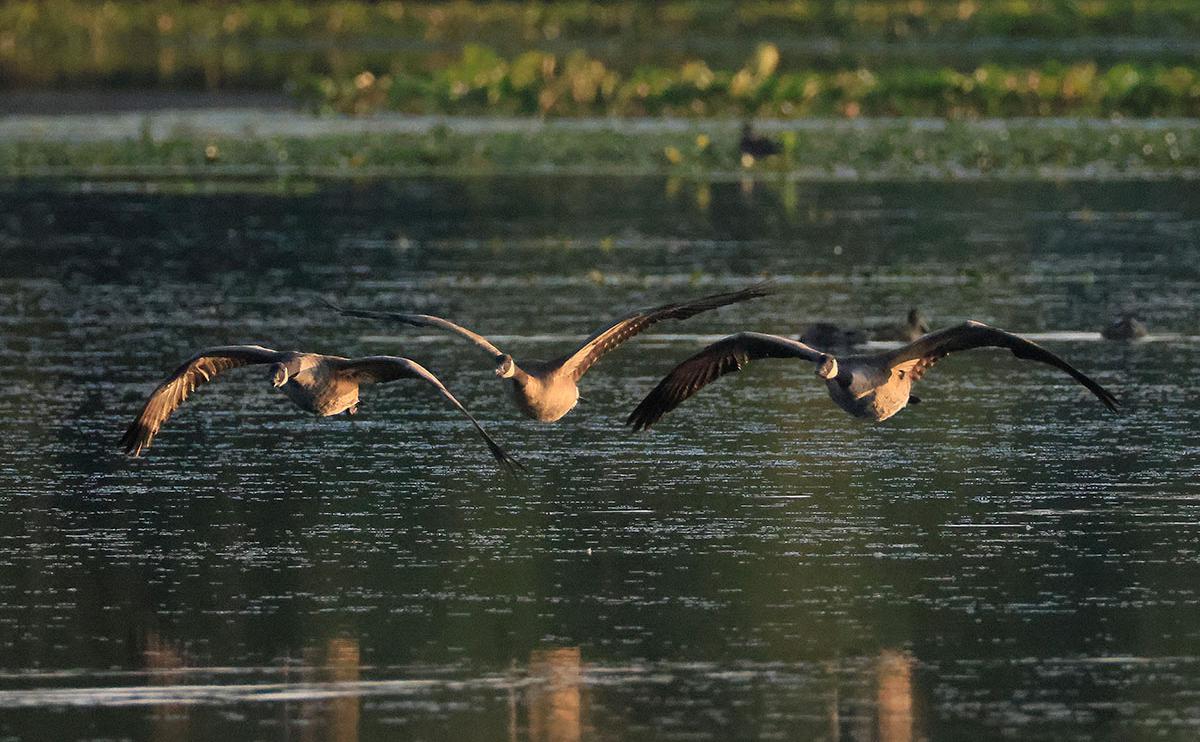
[502,364,580,422]
[330,283,773,423]
[276,352,361,416]
[1101,315,1148,341]
[628,321,1118,431]
[823,362,914,421]
[120,345,519,470]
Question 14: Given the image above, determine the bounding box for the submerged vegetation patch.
[3,119,1197,181]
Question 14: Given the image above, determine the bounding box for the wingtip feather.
[491,440,527,476]
[119,422,151,457]
[473,424,526,475]
[1102,390,1121,414]
[625,397,664,432]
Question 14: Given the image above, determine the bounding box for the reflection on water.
[144,632,366,741]
[827,650,920,742]
[145,633,189,742]
[117,640,925,742]
[302,638,361,742]
[521,648,584,742]
[0,176,1198,741]
[875,650,915,742]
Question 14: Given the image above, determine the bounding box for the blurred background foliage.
[3,0,1200,117]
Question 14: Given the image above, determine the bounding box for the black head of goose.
[328,282,775,423]
[120,345,521,472]
[627,320,1118,431]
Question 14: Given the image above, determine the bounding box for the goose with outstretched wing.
[120,345,521,471]
[627,320,1118,431]
[328,283,774,423]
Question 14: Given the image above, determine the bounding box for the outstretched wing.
[338,356,523,473]
[121,345,286,456]
[885,321,1119,411]
[557,282,776,382]
[324,298,504,359]
[627,332,823,431]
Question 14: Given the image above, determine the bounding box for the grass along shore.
[2,115,1198,181]
[6,2,1200,119]
[298,47,1200,119]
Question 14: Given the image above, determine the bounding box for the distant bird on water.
[627,321,1118,430]
[739,123,781,165]
[799,309,928,352]
[799,322,867,353]
[878,308,931,342]
[328,283,774,423]
[1101,314,1149,341]
[120,345,520,471]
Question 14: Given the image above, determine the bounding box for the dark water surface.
[0,177,1198,741]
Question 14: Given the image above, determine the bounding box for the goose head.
[494,354,517,379]
[815,354,839,380]
[270,363,290,388]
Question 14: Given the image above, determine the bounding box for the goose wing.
[556,282,775,382]
[884,321,1119,411]
[338,356,523,473]
[325,299,505,359]
[121,345,286,456]
[627,332,823,431]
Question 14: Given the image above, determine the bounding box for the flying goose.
[1101,314,1148,341]
[328,284,773,423]
[627,320,1118,430]
[120,345,520,471]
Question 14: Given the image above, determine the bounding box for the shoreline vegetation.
[4,2,1200,119]
[297,46,1200,119]
[4,1,1198,180]
[3,116,1198,181]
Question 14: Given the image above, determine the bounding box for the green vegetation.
[298,45,1200,118]
[8,0,1200,56]
[3,120,1195,180]
[5,0,1200,119]
[4,1,1197,176]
